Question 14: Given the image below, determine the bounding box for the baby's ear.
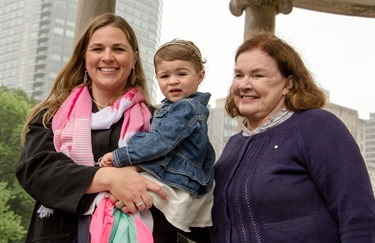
[198,69,206,84]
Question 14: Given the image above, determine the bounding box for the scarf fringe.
[37,205,54,218]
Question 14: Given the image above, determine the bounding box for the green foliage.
[0,87,30,182]
[8,181,35,234]
[0,86,36,241]
[0,182,26,242]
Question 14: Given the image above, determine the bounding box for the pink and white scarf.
[37,86,151,218]
[52,86,151,166]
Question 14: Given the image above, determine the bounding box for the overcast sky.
[159,0,375,120]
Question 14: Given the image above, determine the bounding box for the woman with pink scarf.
[16,13,167,242]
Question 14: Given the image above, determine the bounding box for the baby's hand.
[99,152,113,167]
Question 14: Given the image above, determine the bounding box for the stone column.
[229,0,293,40]
[74,0,117,44]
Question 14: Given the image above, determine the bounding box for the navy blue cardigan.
[211,109,375,242]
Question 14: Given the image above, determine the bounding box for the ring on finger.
[135,201,144,207]
[118,201,125,209]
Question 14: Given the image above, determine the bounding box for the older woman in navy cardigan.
[211,33,375,243]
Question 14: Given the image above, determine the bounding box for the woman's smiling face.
[232,48,291,130]
[85,25,137,95]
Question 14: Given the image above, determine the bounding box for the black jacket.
[16,111,122,242]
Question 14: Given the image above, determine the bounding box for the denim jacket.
[112,92,215,196]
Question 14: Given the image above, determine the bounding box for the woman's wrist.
[86,167,116,194]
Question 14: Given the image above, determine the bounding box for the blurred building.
[365,113,375,192]
[208,98,238,158]
[365,113,375,164]
[0,0,77,100]
[324,103,366,156]
[116,0,163,102]
[0,0,163,103]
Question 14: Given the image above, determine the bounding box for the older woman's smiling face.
[85,25,137,97]
[232,48,292,130]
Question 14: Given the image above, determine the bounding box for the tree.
[0,87,30,182]
[0,86,36,241]
[0,182,26,242]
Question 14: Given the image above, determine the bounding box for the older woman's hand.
[87,166,168,214]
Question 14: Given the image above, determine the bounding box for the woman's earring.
[83,70,88,83]
[131,69,136,85]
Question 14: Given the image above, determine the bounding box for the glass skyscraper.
[0,0,163,103]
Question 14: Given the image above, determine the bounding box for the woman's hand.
[108,193,130,213]
[87,166,168,214]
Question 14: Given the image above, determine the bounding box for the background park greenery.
[0,86,36,242]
